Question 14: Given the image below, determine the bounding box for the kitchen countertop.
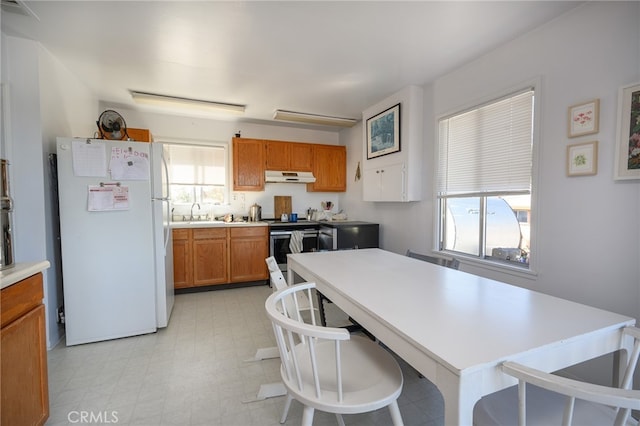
[171,221,268,229]
[0,261,51,290]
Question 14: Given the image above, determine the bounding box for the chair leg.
[335,413,346,426]
[388,400,404,426]
[280,394,293,424]
[317,291,328,326]
[301,406,315,426]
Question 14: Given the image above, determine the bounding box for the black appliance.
[318,221,379,251]
[266,219,320,272]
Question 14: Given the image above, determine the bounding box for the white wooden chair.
[474,326,640,426]
[266,282,405,425]
[406,249,460,270]
[243,257,317,403]
[265,256,316,318]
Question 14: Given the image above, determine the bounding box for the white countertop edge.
[0,261,51,290]
[171,221,268,229]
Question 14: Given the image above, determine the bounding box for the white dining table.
[287,249,636,426]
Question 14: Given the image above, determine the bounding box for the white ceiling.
[2,1,582,129]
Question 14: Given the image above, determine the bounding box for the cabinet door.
[379,163,405,201]
[265,141,290,170]
[1,304,49,426]
[172,229,192,288]
[308,145,346,192]
[192,228,228,286]
[289,143,313,171]
[363,163,405,202]
[233,138,265,191]
[229,227,268,282]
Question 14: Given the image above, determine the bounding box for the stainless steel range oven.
[268,220,319,272]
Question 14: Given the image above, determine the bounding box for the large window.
[436,88,534,268]
[165,143,228,205]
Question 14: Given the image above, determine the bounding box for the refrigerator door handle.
[161,149,171,251]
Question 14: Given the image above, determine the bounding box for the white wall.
[38,46,98,348]
[340,1,640,384]
[1,33,98,348]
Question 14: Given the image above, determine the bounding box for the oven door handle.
[270,231,292,237]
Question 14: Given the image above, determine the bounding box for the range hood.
[265,170,316,183]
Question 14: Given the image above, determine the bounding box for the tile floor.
[45,285,444,425]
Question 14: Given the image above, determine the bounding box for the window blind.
[437,90,534,196]
[167,144,226,185]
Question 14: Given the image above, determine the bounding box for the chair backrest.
[265,282,351,403]
[406,249,460,270]
[504,326,640,426]
[265,256,287,291]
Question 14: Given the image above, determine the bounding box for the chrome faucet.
[190,203,200,221]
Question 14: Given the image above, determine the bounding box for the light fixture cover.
[273,109,357,127]
[131,91,245,114]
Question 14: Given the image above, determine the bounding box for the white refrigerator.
[56,137,174,346]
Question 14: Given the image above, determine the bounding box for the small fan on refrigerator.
[96,110,129,140]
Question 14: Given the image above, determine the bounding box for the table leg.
[436,364,481,426]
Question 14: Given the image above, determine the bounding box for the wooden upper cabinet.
[233,138,265,191]
[308,144,346,192]
[233,137,346,192]
[265,141,313,171]
[290,143,313,171]
[265,141,290,170]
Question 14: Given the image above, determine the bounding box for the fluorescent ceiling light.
[273,109,357,127]
[131,91,245,114]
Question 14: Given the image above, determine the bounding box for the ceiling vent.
[1,0,38,18]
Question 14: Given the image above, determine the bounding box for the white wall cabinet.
[362,85,423,202]
[363,163,407,202]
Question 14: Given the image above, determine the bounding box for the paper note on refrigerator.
[87,185,129,211]
[71,140,107,177]
[109,146,150,180]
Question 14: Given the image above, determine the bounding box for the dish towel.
[289,231,304,254]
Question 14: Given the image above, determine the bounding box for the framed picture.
[614,82,640,180]
[568,99,599,138]
[366,103,400,159]
[567,141,598,176]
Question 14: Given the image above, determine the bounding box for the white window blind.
[167,144,225,185]
[437,89,534,196]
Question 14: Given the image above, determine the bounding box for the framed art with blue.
[366,103,401,159]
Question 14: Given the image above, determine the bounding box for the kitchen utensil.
[274,196,292,219]
[281,213,288,222]
[290,213,298,222]
[321,201,333,211]
[248,203,262,222]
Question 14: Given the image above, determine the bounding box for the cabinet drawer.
[230,226,267,238]
[172,229,191,240]
[1,273,43,328]
[193,228,227,240]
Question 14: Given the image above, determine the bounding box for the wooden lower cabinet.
[229,226,269,282]
[172,229,192,289]
[193,228,228,286]
[173,225,268,288]
[1,273,49,426]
